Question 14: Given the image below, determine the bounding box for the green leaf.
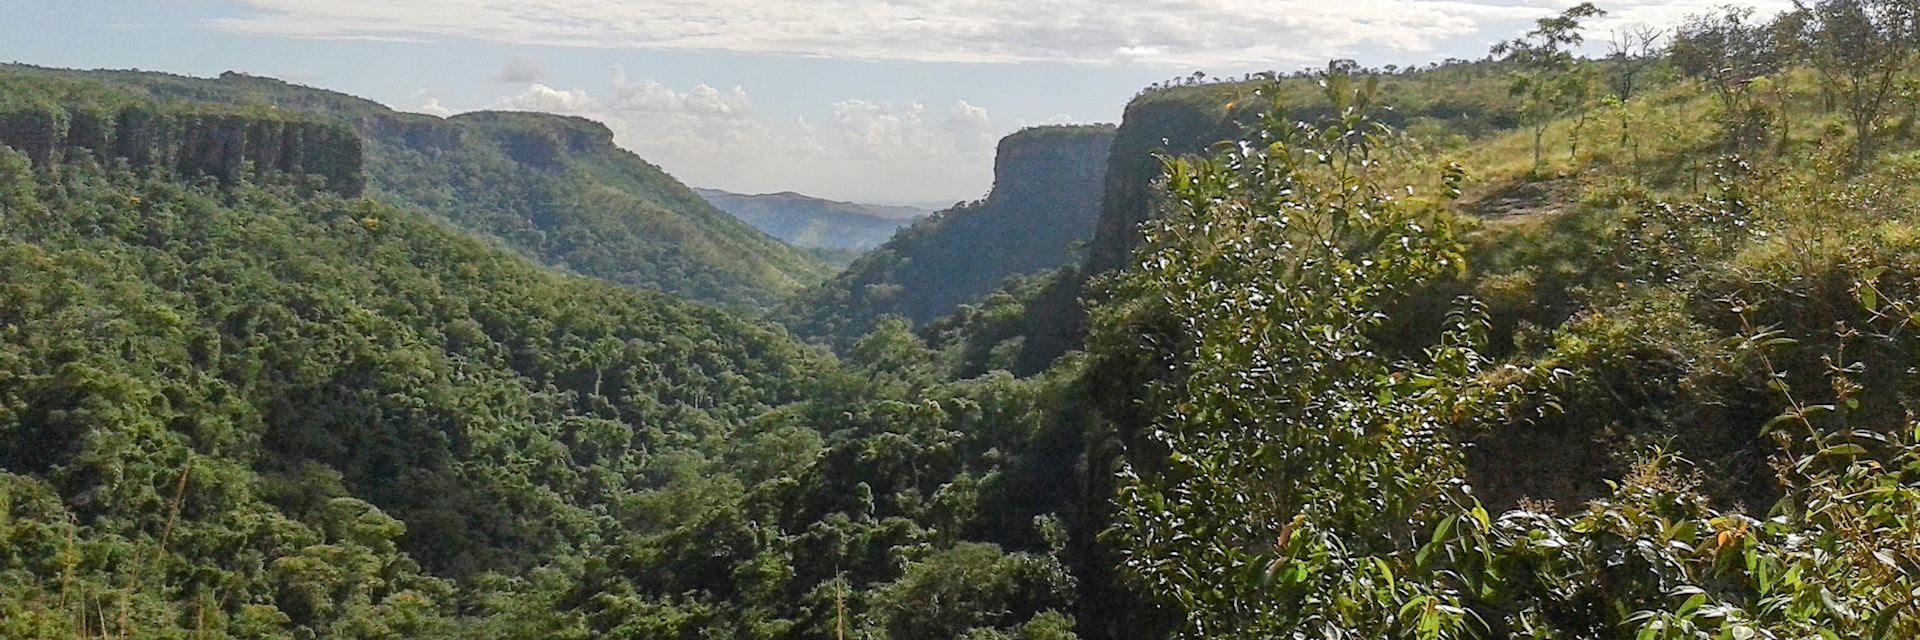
[1819,444,1868,457]
[1431,514,1459,547]
[1675,592,1707,618]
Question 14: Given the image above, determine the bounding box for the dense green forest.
[0,146,1091,638]
[8,0,1920,637]
[692,188,929,260]
[0,65,830,308]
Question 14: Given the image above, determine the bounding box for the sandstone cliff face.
[0,102,364,195]
[781,125,1117,344]
[1003,87,1252,372]
[1083,91,1248,275]
[987,127,1113,216]
[449,111,615,169]
[877,125,1114,325]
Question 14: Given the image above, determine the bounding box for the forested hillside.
[0,65,829,308]
[782,125,1115,347]
[0,145,1093,638]
[9,0,1920,637]
[694,188,929,259]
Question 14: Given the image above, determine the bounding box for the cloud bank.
[210,0,1788,68]
[488,73,998,202]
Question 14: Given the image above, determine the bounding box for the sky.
[0,0,1784,204]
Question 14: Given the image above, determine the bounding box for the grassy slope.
[1367,64,1920,510]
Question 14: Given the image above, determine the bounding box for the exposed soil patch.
[1462,178,1573,219]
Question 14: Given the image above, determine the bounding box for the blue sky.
[1,0,1781,203]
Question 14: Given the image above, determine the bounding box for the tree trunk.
[1532,125,1546,174]
[1571,114,1584,163]
[1855,112,1874,172]
[1618,109,1630,159]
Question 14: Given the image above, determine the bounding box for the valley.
[6,2,1920,638]
[692,188,930,265]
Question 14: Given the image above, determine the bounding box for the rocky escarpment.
[0,65,833,307]
[986,126,1114,215]
[999,86,1254,372]
[782,125,1117,345]
[448,111,616,169]
[1083,87,1253,274]
[0,99,364,195]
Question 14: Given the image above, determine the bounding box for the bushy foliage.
[1104,76,1487,637]
[1100,60,1920,637]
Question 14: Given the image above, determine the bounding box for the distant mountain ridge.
[0,65,831,308]
[697,189,929,220]
[693,188,930,254]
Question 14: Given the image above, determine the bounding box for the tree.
[1605,24,1665,102]
[1109,69,1475,637]
[1668,6,1784,152]
[861,543,1075,640]
[1596,25,1665,162]
[1493,3,1609,173]
[1799,0,1920,169]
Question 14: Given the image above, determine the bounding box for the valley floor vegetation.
[6,0,1920,638]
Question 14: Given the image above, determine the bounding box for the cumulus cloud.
[944,100,990,133]
[495,80,764,168]
[492,55,548,83]
[489,72,999,201]
[824,99,997,163]
[208,0,1794,68]
[501,83,597,113]
[415,98,453,117]
[1019,113,1084,128]
[608,70,750,117]
[406,89,456,117]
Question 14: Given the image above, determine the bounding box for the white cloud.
[208,0,1794,68]
[415,98,453,117]
[501,83,597,113]
[493,55,548,83]
[824,99,997,163]
[489,74,998,201]
[944,100,991,133]
[830,100,932,160]
[406,89,456,117]
[608,70,751,117]
[1019,113,1084,128]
